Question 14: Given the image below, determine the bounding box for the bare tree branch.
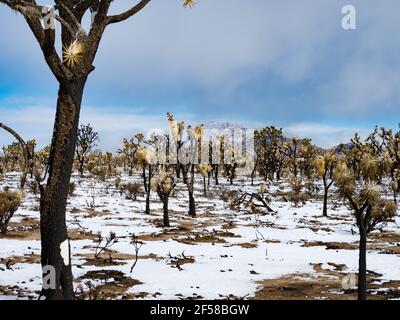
[107,0,151,25]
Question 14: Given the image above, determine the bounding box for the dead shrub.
[120,182,142,201]
[0,190,22,234]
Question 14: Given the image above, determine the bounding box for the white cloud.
[284,122,370,148]
[1,0,400,130]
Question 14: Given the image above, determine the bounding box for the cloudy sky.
[1,0,400,150]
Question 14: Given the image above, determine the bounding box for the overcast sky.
[1,0,400,150]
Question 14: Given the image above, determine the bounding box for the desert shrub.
[0,190,22,234]
[220,190,239,203]
[90,166,108,182]
[114,177,121,190]
[121,182,142,201]
[287,178,308,207]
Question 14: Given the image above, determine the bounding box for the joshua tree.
[118,134,144,176]
[334,159,397,300]
[167,112,185,179]
[283,137,301,178]
[151,170,176,227]
[26,139,37,179]
[75,124,99,176]
[137,146,156,215]
[186,124,205,216]
[254,126,285,181]
[374,126,400,201]
[0,0,197,299]
[224,146,239,185]
[199,164,212,197]
[315,151,338,217]
[298,139,316,179]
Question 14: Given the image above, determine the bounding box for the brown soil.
[253,272,400,300]
[226,242,258,249]
[301,241,357,250]
[78,251,163,267]
[369,231,400,243]
[1,217,40,240]
[69,229,99,241]
[76,270,142,300]
[380,246,400,255]
[1,253,41,266]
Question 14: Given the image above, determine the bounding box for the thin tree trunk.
[143,166,151,215]
[188,164,196,216]
[358,228,368,301]
[323,188,328,217]
[203,176,207,197]
[145,193,150,215]
[189,191,196,216]
[163,198,170,227]
[79,160,84,177]
[322,176,328,217]
[182,169,188,184]
[40,79,86,300]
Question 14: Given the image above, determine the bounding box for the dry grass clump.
[120,182,142,201]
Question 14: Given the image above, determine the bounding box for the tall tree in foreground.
[0,0,197,300]
[334,159,397,300]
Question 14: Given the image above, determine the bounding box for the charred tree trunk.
[145,192,151,215]
[39,79,86,300]
[163,197,170,227]
[323,188,328,217]
[358,227,368,300]
[176,166,181,179]
[322,176,333,217]
[78,159,85,177]
[188,164,196,216]
[182,167,188,184]
[189,190,196,216]
[143,165,152,215]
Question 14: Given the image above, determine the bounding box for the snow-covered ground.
[1,172,399,300]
